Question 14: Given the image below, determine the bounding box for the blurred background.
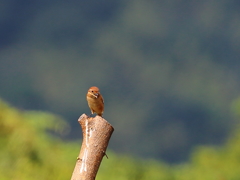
[1,0,240,169]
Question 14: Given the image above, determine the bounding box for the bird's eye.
[91,91,94,93]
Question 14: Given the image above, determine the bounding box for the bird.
[86,86,104,117]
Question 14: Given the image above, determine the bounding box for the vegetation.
[0,99,76,179]
[1,0,240,164]
[1,98,240,179]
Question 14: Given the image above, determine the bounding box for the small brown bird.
[86,86,104,117]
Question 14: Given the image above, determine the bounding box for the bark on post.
[71,114,114,180]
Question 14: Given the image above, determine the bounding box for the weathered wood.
[71,114,114,180]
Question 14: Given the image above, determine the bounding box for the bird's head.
[88,86,100,98]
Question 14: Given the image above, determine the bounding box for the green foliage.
[171,127,240,179]
[0,99,78,180]
[98,153,171,180]
[170,99,240,180]
[2,97,240,180]
[1,0,240,163]
[0,98,171,180]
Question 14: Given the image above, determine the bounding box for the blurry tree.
[171,97,240,179]
[2,96,240,179]
[0,98,171,180]
[0,98,77,179]
[1,0,240,163]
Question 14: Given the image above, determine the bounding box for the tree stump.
[71,114,114,180]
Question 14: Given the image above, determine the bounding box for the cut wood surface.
[71,114,114,180]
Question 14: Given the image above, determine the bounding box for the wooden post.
[71,114,114,180]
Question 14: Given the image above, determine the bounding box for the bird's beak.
[93,93,98,98]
